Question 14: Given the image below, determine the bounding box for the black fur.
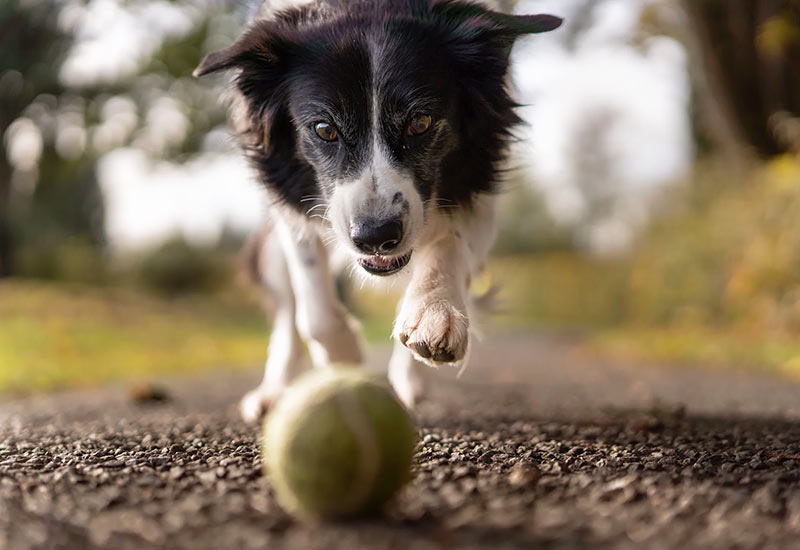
[195,0,561,214]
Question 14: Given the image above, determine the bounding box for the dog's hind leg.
[388,338,425,409]
[239,224,304,423]
[274,215,365,370]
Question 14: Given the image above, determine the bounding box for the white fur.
[387,338,424,409]
[240,210,365,422]
[327,144,424,260]
[273,218,364,367]
[241,192,496,421]
[393,194,496,368]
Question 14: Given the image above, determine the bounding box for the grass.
[483,254,800,378]
[5,249,800,397]
[486,254,631,329]
[0,280,272,395]
[309,253,800,378]
[589,326,800,379]
[0,278,403,396]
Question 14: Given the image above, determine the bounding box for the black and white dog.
[195,0,561,421]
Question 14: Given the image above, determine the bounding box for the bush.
[494,182,572,254]
[489,156,800,337]
[16,238,109,284]
[626,156,800,332]
[137,238,231,295]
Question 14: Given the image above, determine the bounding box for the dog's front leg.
[274,217,364,369]
[394,231,471,367]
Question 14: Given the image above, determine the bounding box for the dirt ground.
[3,332,800,550]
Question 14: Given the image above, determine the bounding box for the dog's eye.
[314,122,338,142]
[407,114,432,136]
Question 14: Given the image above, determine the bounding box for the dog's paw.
[239,386,279,423]
[395,297,469,366]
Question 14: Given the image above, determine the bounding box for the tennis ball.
[262,368,417,520]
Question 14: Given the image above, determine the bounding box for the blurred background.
[1,0,799,396]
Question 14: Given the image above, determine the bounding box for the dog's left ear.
[432,0,562,48]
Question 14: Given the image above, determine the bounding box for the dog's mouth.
[358,251,412,276]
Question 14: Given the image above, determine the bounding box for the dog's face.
[284,29,452,276]
[195,0,560,276]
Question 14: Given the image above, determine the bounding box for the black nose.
[350,219,403,254]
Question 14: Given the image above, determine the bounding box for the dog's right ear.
[193,24,277,77]
[193,44,247,77]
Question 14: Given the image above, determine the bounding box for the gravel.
[3,332,800,549]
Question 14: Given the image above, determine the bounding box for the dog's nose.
[350,219,403,255]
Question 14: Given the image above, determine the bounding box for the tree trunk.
[0,158,13,277]
[680,0,800,157]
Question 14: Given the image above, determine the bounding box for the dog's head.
[196,0,560,276]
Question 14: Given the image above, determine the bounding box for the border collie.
[195,0,561,421]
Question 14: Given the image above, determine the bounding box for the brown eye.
[408,114,432,136]
[314,122,338,142]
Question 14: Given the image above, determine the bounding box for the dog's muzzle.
[358,250,412,276]
[350,218,403,255]
[350,217,411,276]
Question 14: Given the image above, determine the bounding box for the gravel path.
[3,332,800,549]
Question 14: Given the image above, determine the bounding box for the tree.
[0,0,79,276]
[655,0,800,158]
[0,0,242,278]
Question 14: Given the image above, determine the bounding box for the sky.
[55,0,693,253]
[511,0,691,251]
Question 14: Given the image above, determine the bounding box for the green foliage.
[14,155,106,247]
[626,156,800,331]
[0,0,245,278]
[483,156,800,372]
[16,238,108,284]
[490,254,630,328]
[0,0,77,276]
[137,237,232,295]
[496,157,800,333]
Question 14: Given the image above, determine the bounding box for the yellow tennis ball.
[262,368,417,520]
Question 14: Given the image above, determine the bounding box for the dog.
[194,0,561,421]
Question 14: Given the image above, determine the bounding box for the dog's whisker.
[299,195,325,203]
[346,262,362,281]
[305,204,327,214]
[424,198,457,207]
